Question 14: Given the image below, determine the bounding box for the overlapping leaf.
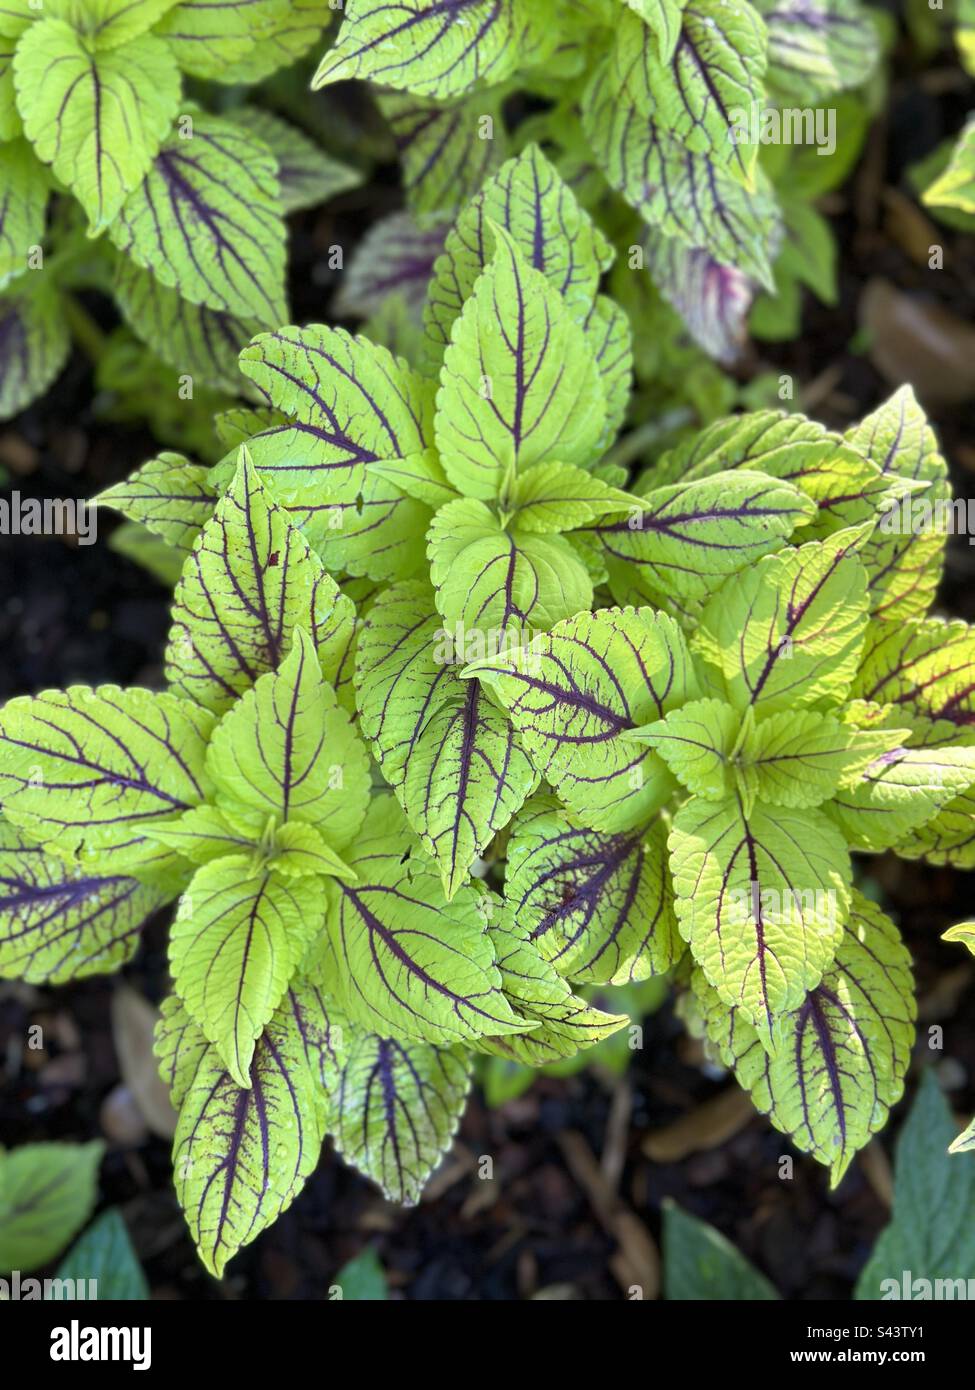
[166,454,356,716]
[109,112,287,324]
[98,451,217,555]
[753,0,879,105]
[466,607,701,832]
[503,794,682,984]
[379,89,507,227]
[0,140,46,291]
[0,275,68,420]
[14,18,180,233]
[355,581,537,897]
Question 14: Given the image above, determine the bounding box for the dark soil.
[2,34,974,1300]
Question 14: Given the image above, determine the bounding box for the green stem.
[61,293,108,364]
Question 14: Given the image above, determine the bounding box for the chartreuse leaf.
[435,225,607,502]
[170,855,322,1086]
[318,794,530,1045]
[112,254,260,396]
[582,59,779,289]
[379,89,507,229]
[855,1071,975,1297]
[216,0,334,83]
[142,803,259,866]
[923,119,975,216]
[845,386,950,620]
[54,1207,148,1300]
[428,499,593,635]
[736,708,880,811]
[355,582,537,898]
[503,462,641,535]
[97,452,217,555]
[615,0,768,187]
[0,686,214,876]
[588,470,814,612]
[233,325,434,581]
[312,0,523,100]
[152,0,275,76]
[47,0,179,49]
[465,608,701,833]
[206,628,371,853]
[627,698,739,800]
[0,140,48,291]
[166,453,356,717]
[0,820,170,984]
[641,232,752,366]
[645,408,902,538]
[752,0,879,105]
[828,726,975,853]
[475,916,629,1064]
[423,142,614,360]
[625,0,686,61]
[334,1029,471,1205]
[692,528,870,716]
[694,891,914,1184]
[0,275,70,420]
[14,18,180,233]
[0,1140,103,1273]
[503,794,682,984]
[109,111,287,324]
[235,106,361,214]
[167,993,324,1277]
[670,795,851,1042]
[663,1202,778,1300]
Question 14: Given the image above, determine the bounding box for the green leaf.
[753,0,879,105]
[466,607,701,832]
[108,520,184,585]
[503,794,682,984]
[671,794,851,1041]
[503,461,641,535]
[154,0,289,80]
[477,916,628,1063]
[615,0,768,187]
[625,0,686,61]
[109,111,287,324]
[0,1141,102,1273]
[628,697,739,800]
[319,794,530,1045]
[582,59,779,289]
[828,733,975,853]
[14,18,180,233]
[0,819,170,984]
[692,528,870,715]
[234,325,435,582]
[423,142,614,361]
[312,0,523,100]
[0,275,70,421]
[112,255,260,396]
[0,686,214,875]
[589,470,815,613]
[268,821,356,882]
[435,225,606,501]
[206,628,371,852]
[855,1071,975,1297]
[215,0,333,83]
[54,1208,148,1300]
[697,891,915,1185]
[97,452,217,555]
[355,581,537,898]
[170,994,324,1276]
[332,1247,388,1300]
[235,106,361,214]
[428,498,593,635]
[845,386,950,621]
[737,707,877,810]
[166,452,356,717]
[142,803,258,866]
[379,89,508,228]
[663,1201,779,1300]
[333,1028,471,1204]
[49,0,180,49]
[170,855,322,1085]
[923,119,975,216]
[0,139,47,291]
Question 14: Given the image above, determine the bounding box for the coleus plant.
[310,0,883,362]
[0,0,358,421]
[3,142,975,1279]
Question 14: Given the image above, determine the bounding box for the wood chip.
[642,1085,756,1163]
